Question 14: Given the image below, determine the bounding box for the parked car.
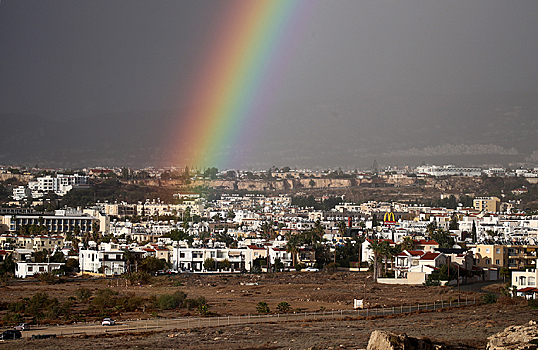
[304,267,319,272]
[14,323,29,331]
[101,318,115,326]
[0,330,22,340]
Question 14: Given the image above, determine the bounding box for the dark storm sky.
[1,0,537,122]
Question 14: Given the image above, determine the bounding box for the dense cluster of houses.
[0,189,537,296]
[1,163,538,297]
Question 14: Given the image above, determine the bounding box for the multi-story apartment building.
[79,243,126,276]
[28,174,89,197]
[506,245,538,270]
[172,246,250,272]
[1,210,99,236]
[473,197,501,213]
[472,244,507,269]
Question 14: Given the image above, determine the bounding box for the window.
[520,276,527,285]
[485,259,490,265]
[529,277,536,286]
[28,267,33,272]
[486,248,490,253]
[495,259,500,265]
[496,249,501,254]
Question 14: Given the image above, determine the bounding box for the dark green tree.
[449,214,459,230]
[431,229,455,249]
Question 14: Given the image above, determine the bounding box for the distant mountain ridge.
[1,91,536,169]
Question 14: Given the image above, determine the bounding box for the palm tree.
[337,220,347,236]
[400,237,414,251]
[368,239,384,282]
[378,240,392,276]
[286,234,302,267]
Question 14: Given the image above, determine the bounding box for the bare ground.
[1,273,533,349]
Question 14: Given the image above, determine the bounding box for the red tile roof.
[414,240,439,245]
[420,252,441,260]
[408,250,425,256]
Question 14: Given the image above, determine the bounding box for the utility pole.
[457,263,460,302]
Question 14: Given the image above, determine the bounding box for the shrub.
[92,288,119,309]
[155,291,187,310]
[295,263,305,272]
[528,298,538,309]
[482,293,497,305]
[326,262,338,274]
[423,278,441,286]
[183,296,206,310]
[203,258,217,271]
[75,287,92,302]
[8,300,26,313]
[36,272,61,285]
[3,312,23,323]
[276,302,291,313]
[256,301,270,314]
[123,271,151,285]
[119,293,146,311]
[197,304,210,316]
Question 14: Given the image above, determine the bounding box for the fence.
[25,296,476,338]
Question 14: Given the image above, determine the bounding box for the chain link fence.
[25,296,477,338]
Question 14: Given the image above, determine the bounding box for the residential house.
[512,264,538,299]
[15,262,64,278]
[79,246,126,276]
[391,250,447,285]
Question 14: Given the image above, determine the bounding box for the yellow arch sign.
[384,212,395,222]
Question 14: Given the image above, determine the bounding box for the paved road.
[456,280,501,293]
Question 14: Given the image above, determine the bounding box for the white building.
[15,262,64,278]
[416,165,482,177]
[32,174,89,196]
[12,186,32,201]
[79,245,126,276]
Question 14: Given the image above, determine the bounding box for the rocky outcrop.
[366,330,448,350]
[487,321,538,350]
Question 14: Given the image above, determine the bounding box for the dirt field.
[2,272,475,320]
[1,272,534,349]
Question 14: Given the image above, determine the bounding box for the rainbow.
[170,1,311,170]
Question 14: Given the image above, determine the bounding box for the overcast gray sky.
[1,1,537,169]
[1,0,537,121]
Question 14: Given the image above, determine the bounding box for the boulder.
[366,330,447,350]
[487,320,538,350]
